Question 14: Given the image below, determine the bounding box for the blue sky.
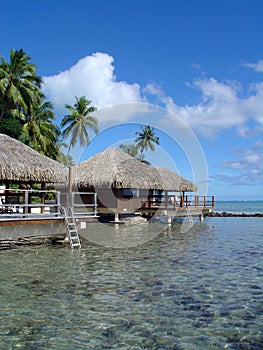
[1,0,263,200]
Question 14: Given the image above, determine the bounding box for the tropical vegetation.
[119,143,145,161]
[119,125,160,164]
[0,49,98,165]
[135,125,160,153]
[60,96,98,164]
[0,49,159,167]
[0,49,42,120]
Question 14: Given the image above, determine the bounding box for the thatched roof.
[0,134,68,183]
[72,147,197,191]
[153,166,197,192]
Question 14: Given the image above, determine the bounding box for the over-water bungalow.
[0,134,97,243]
[71,147,214,222]
[0,135,214,247]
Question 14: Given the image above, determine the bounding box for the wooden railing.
[71,191,98,217]
[142,195,214,210]
[0,189,98,219]
[0,188,61,215]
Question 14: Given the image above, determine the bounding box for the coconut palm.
[20,99,59,158]
[0,48,42,120]
[54,138,74,166]
[61,96,98,162]
[135,125,160,154]
[119,143,145,161]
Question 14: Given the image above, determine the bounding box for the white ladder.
[61,206,81,250]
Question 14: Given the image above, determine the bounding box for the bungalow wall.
[76,187,152,212]
[76,187,118,209]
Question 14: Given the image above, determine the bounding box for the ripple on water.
[0,218,262,349]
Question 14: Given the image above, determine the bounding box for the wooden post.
[165,191,168,208]
[41,182,45,213]
[179,184,182,207]
[5,182,10,204]
[69,167,72,207]
[180,195,184,207]
[204,196,206,208]
[25,190,29,214]
[57,191,61,213]
[212,196,215,207]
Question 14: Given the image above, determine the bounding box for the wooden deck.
[0,189,98,226]
[0,189,214,226]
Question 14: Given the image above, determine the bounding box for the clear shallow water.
[0,218,262,350]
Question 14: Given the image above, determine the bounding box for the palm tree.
[135,125,160,154]
[53,137,74,166]
[0,48,42,120]
[20,99,59,158]
[61,96,98,163]
[119,143,145,161]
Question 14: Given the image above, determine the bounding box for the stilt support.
[114,212,119,222]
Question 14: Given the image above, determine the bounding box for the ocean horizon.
[213,200,263,214]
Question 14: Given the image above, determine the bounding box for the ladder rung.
[62,206,81,250]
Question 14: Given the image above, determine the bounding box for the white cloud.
[148,78,246,137]
[222,161,246,169]
[42,52,263,138]
[242,82,263,125]
[218,140,263,185]
[245,153,260,164]
[243,59,263,72]
[42,52,142,119]
[146,77,263,137]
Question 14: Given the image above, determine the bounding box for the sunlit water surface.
[0,218,262,349]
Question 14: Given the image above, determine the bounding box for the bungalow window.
[122,188,139,198]
[152,189,164,203]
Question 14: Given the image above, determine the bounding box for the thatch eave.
[72,147,197,192]
[152,166,197,192]
[0,134,68,184]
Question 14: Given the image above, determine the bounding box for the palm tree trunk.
[66,143,72,167]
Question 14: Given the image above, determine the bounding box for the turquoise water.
[0,215,262,349]
[214,201,263,214]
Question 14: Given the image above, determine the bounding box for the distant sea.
[214,200,263,214]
